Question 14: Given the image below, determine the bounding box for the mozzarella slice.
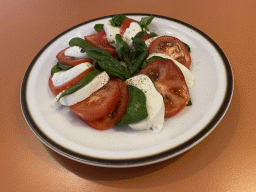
[147,53,194,88]
[144,36,161,47]
[126,74,165,133]
[122,22,142,48]
[104,20,120,47]
[51,62,92,87]
[64,46,88,58]
[53,71,110,106]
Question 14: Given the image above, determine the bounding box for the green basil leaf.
[94,24,104,32]
[51,64,61,75]
[116,85,148,126]
[57,69,101,102]
[133,30,148,39]
[110,14,127,27]
[96,58,128,81]
[69,37,91,49]
[186,99,192,106]
[82,45,111,58]
[82,46,129,80]
[183,42,191,52]
[108,40,115,44]
[141,56,168,69]
[127,37,148,75]
[115,34,130,63]
[57,62,73,70]
[50,62,73,75]
[150,32,157,37]
[138,15,154,31]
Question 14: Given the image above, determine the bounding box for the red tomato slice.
[84,33,97,42]
[84,32,116,57]
[96,29,115,49]
[120,18,138,36]
[147,36,191,69]
[70,79,120,121]
[139,33,153,41]
[139,59,190,118]
[83,79,129,130]
[48,67,94,95]
[56,47,93,67]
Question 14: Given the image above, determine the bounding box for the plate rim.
[20,13,234,168]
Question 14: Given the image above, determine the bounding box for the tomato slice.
[139,59,190,118]
[139,33,153,41]
[56,47,93,67]
[96,29,115,49]
[84,33,97,42]
[120,18,138,36]
[48,67,94,95]
[83,79,129,130]
[70,79,120,121]
[84,31,116,57]
[147,36,191,69]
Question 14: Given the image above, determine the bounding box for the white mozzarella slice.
[147,53,194,88]
[122,22,142,48]
[51,62,92,87]
[126,74,165,133]
[64,46,88,58]
[54,72,110,106]
[144,36,161,47]
[104,20,120,47]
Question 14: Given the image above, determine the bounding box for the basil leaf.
[133,31,158,39]
[50,62,73,75]
[134,30,148,39]
[187,99,192,106]
[183,42,191,52]
[138,15,154,31]
[150,32,157,37]
[141,56,168,69]
[57,69,101,102]
[108,40,115,44]
[69,37,91,49]
[58,62,73,70]
[127,37,148,75]
[51,64,62,75]
[116,85,148,126]
[115,34,130,63]
[94,24,104,32]
[110,14,127,27]
[82,46,129,80]
[96,57,129,81]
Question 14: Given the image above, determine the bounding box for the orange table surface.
[1,0,256,191]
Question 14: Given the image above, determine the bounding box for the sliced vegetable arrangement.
[49,14,194,132]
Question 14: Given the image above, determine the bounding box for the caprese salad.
[49,14,194,133]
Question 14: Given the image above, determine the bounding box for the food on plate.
[139,59,190,118]
[147,36,192,69]
[125,75,165,133]
[49,14,194,132]
[56,47,93,66]
[49,62,94,94]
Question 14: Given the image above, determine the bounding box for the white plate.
[21,14,233,168]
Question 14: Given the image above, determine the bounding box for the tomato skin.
[84,31,116,57]
[84,33,97,42]
[48,67,94,95]
[139,59,190,118]
[70,79,120,121]
[56,47,93,67]
[120,18,138,36]
[147,36,191,69]
[96,29,115,49]
[83,79,129,130]
[139,33,153,41]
